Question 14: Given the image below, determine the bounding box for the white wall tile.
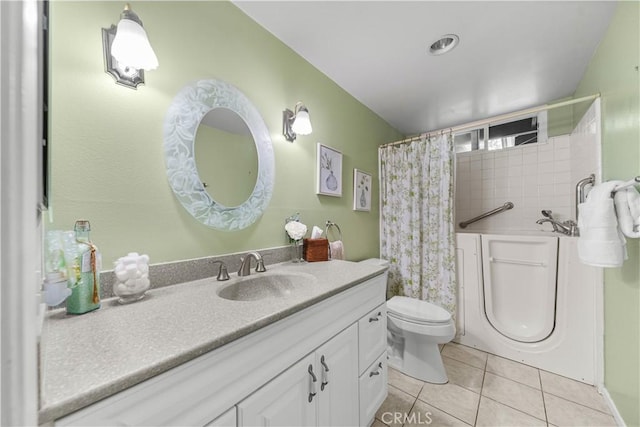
[482,168,495,180]
[494,168,508,179]
[554,160,570,173]
[523,151,538,165]
[555,147,570,161]
[538,149,554,163]
[538,161,554,174]
[554,172,571,184]
[523,163,538,176]
[455,101,599,233]
[495,156,509,168]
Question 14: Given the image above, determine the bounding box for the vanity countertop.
[38,260,386,424]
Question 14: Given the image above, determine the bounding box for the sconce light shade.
[111,17,158,70]
[291,108,312,135]
[283,102,313,142]
[102,3,158,89]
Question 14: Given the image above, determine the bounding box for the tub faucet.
[536,213,578,236]
[238,251,267,276]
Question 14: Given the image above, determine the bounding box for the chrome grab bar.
[458,202,514,229]
[575,174,595,221]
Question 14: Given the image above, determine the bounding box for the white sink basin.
[217,272,317,301]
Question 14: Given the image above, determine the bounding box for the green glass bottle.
[66,220,101,315]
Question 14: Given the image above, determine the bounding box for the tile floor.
[374,342,617,427]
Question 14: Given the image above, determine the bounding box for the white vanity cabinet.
[55,272,387,427]
[237,324,358,427]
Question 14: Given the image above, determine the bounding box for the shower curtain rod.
[380,93,600,149]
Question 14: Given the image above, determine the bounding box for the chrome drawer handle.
[308,364,317,402]
[369,362,383,377]
[369,311,382,322]
[320,355,329,391]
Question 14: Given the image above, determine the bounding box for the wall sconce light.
[283,102,313,142]
[102,3,158,89]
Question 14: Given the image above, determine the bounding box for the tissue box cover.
[303,238,329,262]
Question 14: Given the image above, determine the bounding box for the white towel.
[329,240,345,260]
[614,186,640,238]
[578,181,627,267]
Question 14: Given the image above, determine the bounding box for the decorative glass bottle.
[66,220,101,315]
[291,239,304,263]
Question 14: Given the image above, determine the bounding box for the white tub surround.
[39,260,388,426]
[455,233,602,385]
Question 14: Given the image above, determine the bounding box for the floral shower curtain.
[379,133,456,316]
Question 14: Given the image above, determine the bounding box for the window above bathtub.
[454,111,548,153]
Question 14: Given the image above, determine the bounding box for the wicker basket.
[303,238,329,262]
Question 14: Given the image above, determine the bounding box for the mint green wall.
[547,99,574,137]
[574,2,640,425]
[49,1,401,267]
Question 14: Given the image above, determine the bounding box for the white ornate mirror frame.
[163,79,274,230]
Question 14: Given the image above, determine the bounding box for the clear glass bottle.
[66,220,101,314]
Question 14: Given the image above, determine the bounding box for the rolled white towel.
[329,240,345,260]
[578,181,627,267]
[615,186,640,238]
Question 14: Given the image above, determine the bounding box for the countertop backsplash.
[98,245,292,300]
[45,246,292,307]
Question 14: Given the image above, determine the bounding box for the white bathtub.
[454,232,603,385]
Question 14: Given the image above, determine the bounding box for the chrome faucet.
[238,251,267,277]
[211,260,230,281]
[536,210,578,236]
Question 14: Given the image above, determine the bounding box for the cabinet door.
[316,324,359,427]
[358,303,387,376]
[359,353,388,426]
[237,354,316,427]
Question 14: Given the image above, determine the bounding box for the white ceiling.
[234,1,616,136]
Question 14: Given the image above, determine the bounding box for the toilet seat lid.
[387,296,452,324]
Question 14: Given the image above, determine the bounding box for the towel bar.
[325,220,343,260]
[576,174,595,221]
[611,176,640,196]
[325,220,342,241]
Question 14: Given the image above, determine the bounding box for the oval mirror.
[163,79,274,230]
[195,108,258,207]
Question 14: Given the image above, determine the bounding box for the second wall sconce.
[102,3,158,89]
[283,102,313,142]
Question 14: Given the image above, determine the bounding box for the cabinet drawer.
[358,303,387,375]
[358,352,387,426]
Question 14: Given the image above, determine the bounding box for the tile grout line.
[473,359,488,426]
[414,389,477,426]
[402,395,419,427]
[539,369,550,425]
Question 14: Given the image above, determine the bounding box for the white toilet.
[387,296,455,383]
[360,258,456,384]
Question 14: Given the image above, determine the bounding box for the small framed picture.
[353,169,372,211]
[316,143,342,197]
